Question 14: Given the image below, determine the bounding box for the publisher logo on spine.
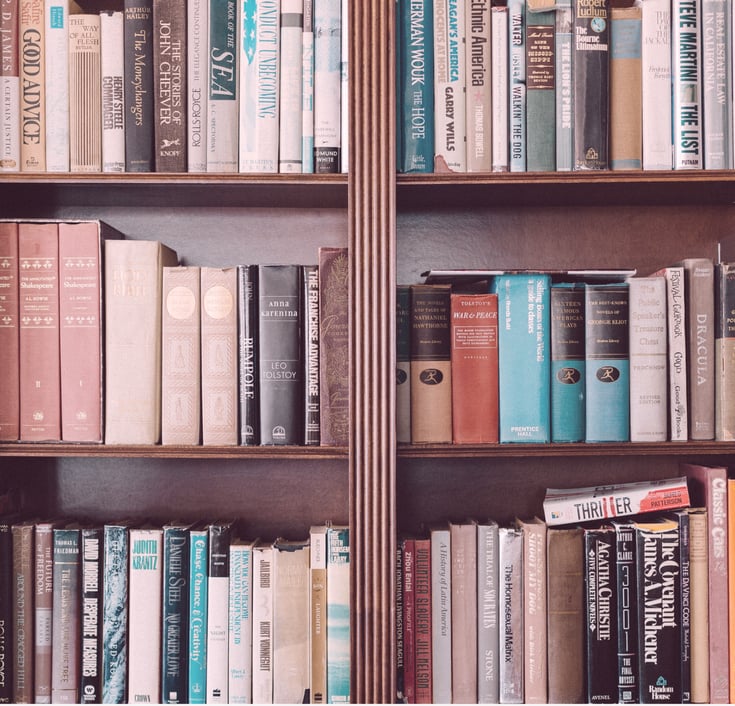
[419,368,443,385]
[557,367,581,385]
[595,365,620,383]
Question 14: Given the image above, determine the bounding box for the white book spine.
[629,276,668,442]
[477,521,499,704]
[128,528,163,705]
[339,0,347,173]
[702,0,731,168]
[491,6,508,172]
[187,0,208,171]
[279,0,303,172]
[465,0,492,172]
[100,11,125,173]
[301,0,314,172]
[228,543,253,704]
[252,545,274,704]
[313,0,341,172]
[498,527,523,704]
[672,0,702,169]
[508,0,525,172]
[239,0,281,172]
[0,76,20,171]
[555,0,573,171]
[433,0,467,172]
[431,527,452,703]
[641,0,673,169]
[44,0,68,171]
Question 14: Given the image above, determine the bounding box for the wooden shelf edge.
[0,172,348,186]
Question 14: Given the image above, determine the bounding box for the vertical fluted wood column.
[349,0,396,703]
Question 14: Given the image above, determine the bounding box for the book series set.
[398,260,735,445]
[396,467,735,704]
[0,517,350,704]
[397,0,730,173]
[0,220,349,447]
[0,0,347,173]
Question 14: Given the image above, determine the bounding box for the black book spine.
[258,264,304,445]
[0,520,13,704]
[238,265,260,445]
[585,526,618,703]
[613,520,639,704]
[669,510,691,703]
[80,528,103,704]
[124,0,155,171]
[303,264,320,446]
[207,523,232,579]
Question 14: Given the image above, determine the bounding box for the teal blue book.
[398,0,434,172]
[490,273,551,442]
[188,528,208,704]
[526,8,556,171]
[585,283,630,441]
[555,0,573,170]
[326,525,350,704]
[508,0,527,172]
[550,283,585,442]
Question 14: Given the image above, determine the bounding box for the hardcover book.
[313,0,341,172]
[491,5,509,172]
[123,0,155,171]
[303,264,320,445]
[395,544,405,703]
[0,0,20,172]
[80,526,103,704]
[550,283,585,443]
[252,541,274,704]
[279,0,303,173]
[104,239,178,444]
[396,285,411,443]
[612,520,639,704]
[414,535,432,703]
[228,538,254,703]
[188,527,208,704]
[0,517,15,703]
[715,262,735,439]
[555,0,573,170]
[701,0,728,168]
[498,525,523,704]
[584,282,629,442]
[186,0,207,171]
[19,0,45,171]
[465,0,490,172]
[0,222,19,440]
[319,247,349,446]
[572,0,609,169]
[12,521,34,703]
[19,221,61,441]
[34,520,55,704]
[161,266,201,445]
[100,11,125,172]
[508,0,526,172]
[310,525,328,705]
[301,0,315,172]
[477,520,499,704]
[409,284,452,443]
[326,525,350,704]
[490,272,551,443]
[69,14,102,172]
[688,507,709,704]
[525,7,555,172]
[669,508,691,703]
[201,267,238,445]
[44,0,69,172]
[400,538,415,703]
[450,521,477,703]
[258,264,304,445]
[450,292,499,444]
[237,265,259,445]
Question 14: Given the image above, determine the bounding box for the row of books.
[0,0,348,173]
[395,467,729,704]
[397,0,728,173]
[0,517,350,704]
[398,260,727,445]
[0,220,349,446]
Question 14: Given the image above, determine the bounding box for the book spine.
[188,529,208,705]
[584,526,617,704]
[128,528,163,704]
[585,283,630,442]
[450,292,499,443]
[555,0,573,171]
[51,527,81,703]
[498,526,523,704]
[629,277,668,442]
[715,262,735,439]
[525,8,555,172]
[395,544,405,703]
[671,510,691,703]
[102,524,129,704]
[477,521,499,704]
[201,267,238,445]
[161,266,202,445]
[313,0,341,172]
[701,0,730,168]
[610,5,642,170]
[688,508,709,704]
[520,518,546,704]
[573,0,610,169]
[409,284,453,443]
[100,11,126,172]
[339,0,347,173]
[58,222,103,443]
[12,523,34,703]
[0,520,13,703]
[19,222,61,441]
[19,0,45,171]
[186,0,207,171]
[0,0,20,172]
[401,539,415,703]
[258,264,304,445]
[301,0,314,172]
[44,0,68,171]
[613,521,639,704]
[319,247,349,446]
[508,0,525,172]
[398,0,434,173]
[238,265,260,445]
[396,285,411,444]
[491,6,508,172]
[124,0,154,171]
[465,0,490,172]
[309,526,328,705]
[326,526,350,704]
[414,536,432,704]
[550,283,585,443]
[252,545,273,704]
[80,527,102,704]
[161,526,190,704]
[672,0,703,169]
[238,0,280,173]
[0,222,19,440]
[450,522,477,703]
[641,0,672,169]
[206,523,233,703]
[279,0,303,172]
[491,273,551,443]
[303,264,320,445]
[153,0,187,171]
[228,542,253,704]
[34,523,54,704]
